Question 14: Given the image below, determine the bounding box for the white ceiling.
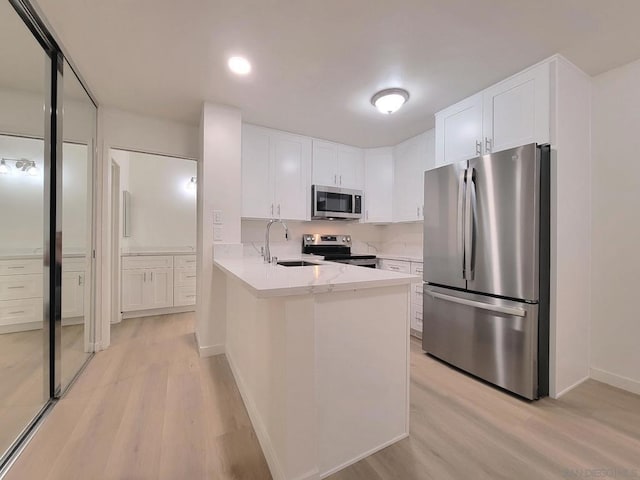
[30,0,640,147]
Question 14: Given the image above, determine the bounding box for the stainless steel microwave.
[312,185,363,220]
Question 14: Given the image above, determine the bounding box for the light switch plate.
[213,210,223,224]
[213,226,223,242]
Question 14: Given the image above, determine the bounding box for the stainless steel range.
[302,234,377,268]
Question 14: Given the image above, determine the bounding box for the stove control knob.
[305,236,313,242]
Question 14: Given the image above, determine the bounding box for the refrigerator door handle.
[464,168,476,280]
[425,290,527,317]
[458,168,466,279]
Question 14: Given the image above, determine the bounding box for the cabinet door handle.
[485,137,492,153]
[334,174,337,185]
[271,204,274,216]
[475,140,482,156]
[8,286,25,289]
[277,204,281,216]
[8,266,24,269]
[143,272,146,282]
[8,310,25,315]
[417,206,420,217]
[366,210,369,221]
[339,175,342,186]
[151,272,154,282]
[78,275,82,286]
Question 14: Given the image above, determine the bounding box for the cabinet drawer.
[410,262,423,276]
[0,274,43,301]
[174,255,196,268]
[0,298,42,327]
[412,285,423,307]
[174,268,197,287]
[122,255,173,270]
[0,259,43,276]
[174,285,196,306]
[379,259,410,273]
[63,257,86,272]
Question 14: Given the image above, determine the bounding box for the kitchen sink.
[277,260,321,267]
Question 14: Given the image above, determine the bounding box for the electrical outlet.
[213,210,223,224]
[213,226,223,242]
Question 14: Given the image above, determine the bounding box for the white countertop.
[214,255,420,298]
[121,251,196,257]
[376,253,423,263]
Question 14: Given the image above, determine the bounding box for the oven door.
[312,185,362,220]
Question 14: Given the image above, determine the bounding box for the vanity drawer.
[379,259,410,273]
[410,262,423,276]
[0,259,43,276]
[63,257,86,272]
[122,255,173,270]
[0,274,43,301]
[174,268,197,286]
[174,255,196,268]
[174,285,196,306]
[0,298,42,327]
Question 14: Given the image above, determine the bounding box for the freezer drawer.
[422,285,539,399]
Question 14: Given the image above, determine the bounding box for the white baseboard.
[553,375,589,399]
[122,304,195,319]
[194,331,224,357]
[226,349,291,480]
[591,368,640,396]
[319,433,409,479]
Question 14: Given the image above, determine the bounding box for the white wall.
[590,58,640,395]
[118,150,196,251]
[196,103,242,355]
[549,57,593,398]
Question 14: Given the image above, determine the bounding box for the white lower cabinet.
[121,256,174,313]
[121,254,195,314]
[62,271,85,319]
[379,258,424,338]
[0,258,44,333]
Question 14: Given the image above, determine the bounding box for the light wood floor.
[6,314,640,480]
[0,323,88,458]
[4,313,271,480]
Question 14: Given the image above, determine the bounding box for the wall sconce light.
[0,158,40,176]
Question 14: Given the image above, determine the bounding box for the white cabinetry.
[435,62,550,166]
[312,140,364,189]
[378,258,424,338]
[435,93,483,167]
[62,257,87,322]
[242,124,312,221]
[393,130,435,222]
[121,256,174,313]
[0,258,43,333]
[174,254,196,307]
[363,147,393,223]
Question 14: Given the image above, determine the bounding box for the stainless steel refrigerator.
[422,143,550,400]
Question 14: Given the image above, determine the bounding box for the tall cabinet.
[242,124,312,221]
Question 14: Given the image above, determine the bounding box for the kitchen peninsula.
[213,256,419,480]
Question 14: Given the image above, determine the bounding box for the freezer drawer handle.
[426,290,526,317]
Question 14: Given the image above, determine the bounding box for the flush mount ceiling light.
[228,56,251,75]
[371,88,410,114]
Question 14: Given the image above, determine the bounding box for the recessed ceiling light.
[228,56,251,75]
[371,88,410,114]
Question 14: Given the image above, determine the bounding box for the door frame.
[110,159,121,324]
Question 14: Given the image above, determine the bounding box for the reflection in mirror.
[0,0,47,461]
[61,60,95,391]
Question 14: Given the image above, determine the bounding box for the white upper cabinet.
[435,93,483,166]
[482,62,550,154]
[363,147,393,223]
[393,130,435,222]
[241,124,311,221]
[312,140,364,189]
[311,140,339,186]
[271,131,312,221]
[436,60,551,166]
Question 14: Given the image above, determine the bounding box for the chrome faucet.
[264,219,289,263]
